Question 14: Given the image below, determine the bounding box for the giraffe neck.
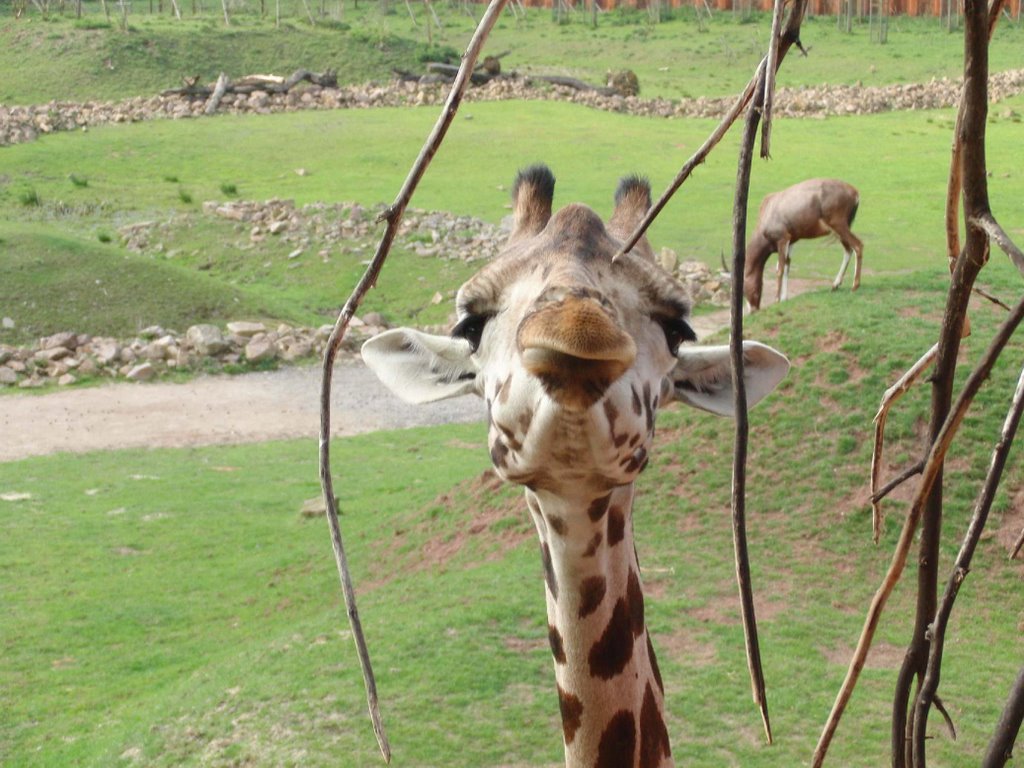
[526,483,673,768]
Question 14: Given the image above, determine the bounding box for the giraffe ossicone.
[362,165,789,768]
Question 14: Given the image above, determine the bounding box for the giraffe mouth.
[517,297,636,409]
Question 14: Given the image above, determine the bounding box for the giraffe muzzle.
[517,296,637,409]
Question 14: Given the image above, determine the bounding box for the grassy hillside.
[2,264,1024,766]
[0,223,304,345]
[1,7,1022,104]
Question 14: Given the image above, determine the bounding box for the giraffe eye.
[451,313,492,353]
[658,316,696,356]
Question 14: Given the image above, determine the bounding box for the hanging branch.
[729,57,773,745]
[912,362,1024,766]
[983,665,1024,767]
[811,289,1024,768]
[316,0,508,762]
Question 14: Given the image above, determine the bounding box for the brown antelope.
[362,166,789,767]
[743,178,863,310]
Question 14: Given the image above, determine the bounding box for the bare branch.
[760,0,785,159]
[974,285,1013,311]
[812,292,1024,768]
[870,343,938,542]
[870,460,925,505]
[317,1,509,761]
[983,665,1024,767]
[972,212,1024,277]
[912,362,1024,766]
[615,0,806,259]
[730,59,773,747]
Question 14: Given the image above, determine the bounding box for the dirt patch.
[996,487,1024,557]
[823,640,906,670]
[657,625,719,669]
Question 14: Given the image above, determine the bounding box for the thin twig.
[912,362,1024,766]
[870,460,925,505]
[760,0,785,159]
[730,58,773,747]
[870,343,938,542]
[812,291,1024,768]
[317,1,509,762]
[974,285,1013,311]
[972,212,1024,277]
[612,70,761,261]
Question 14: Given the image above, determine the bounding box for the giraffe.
[361,165,789,767]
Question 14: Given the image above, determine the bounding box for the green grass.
[0,222,298,344]
[3,265,1024,766]
[1,8,1022,104]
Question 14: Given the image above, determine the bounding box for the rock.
[300,495,339,518]
[93,341,121,365]
[186,324,229,355]
[125,362,156,381]
[39,331,78,350]
[58,373,77,386]
[226,321,266,338]
[1,317,14,329]
[0,366,17,385]
[268,220,287,235]
[280,340,313,362]
[35,347,71,362]
[244,337,278,362]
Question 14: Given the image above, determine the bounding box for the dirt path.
[0,279,821,462]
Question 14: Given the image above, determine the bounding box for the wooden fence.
[509,0,1023,21]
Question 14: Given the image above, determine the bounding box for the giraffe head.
[363,165,788,495]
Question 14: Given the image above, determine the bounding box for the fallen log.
[161,69,338,99]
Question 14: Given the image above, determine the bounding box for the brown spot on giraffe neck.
[541,542,559,601]
[588,598,634,680]
[639,682,672,767]
[558,686,584,745]
[647,634,664,695]
[595,710,637,768]
[549,624,566,664]
[627,569,645,637]
[583,531,603,558]
[578,575,607,619]
[607,505,627,547]
[588,493,612,522]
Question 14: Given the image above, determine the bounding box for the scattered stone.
[244,337,278,363]
[39,331,78,351]
[186,324,229,355]
[58,373,77,386]
[0,492,32,502]
[0,366,16,385]
[1,317,14,329]
[2,69,1022,149]
[300,495,339,518]
[125,362,156,381]
[226,321,267,337]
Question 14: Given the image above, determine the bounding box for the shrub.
[18,188,41,207]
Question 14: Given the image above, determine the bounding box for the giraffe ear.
[361,328,480,404]
[510,164,555,241]
[671,341,789,417]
